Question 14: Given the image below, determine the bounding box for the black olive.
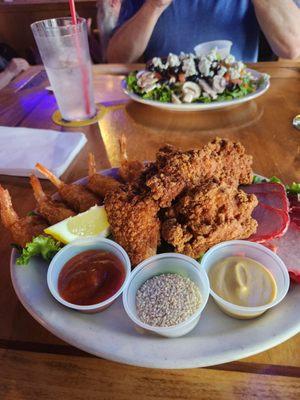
[186,75,198,83]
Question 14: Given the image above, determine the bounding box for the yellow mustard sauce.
[208,256,277,307]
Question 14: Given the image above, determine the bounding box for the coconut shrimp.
[119,134,144,184]
[35,163,100,213]
[30,175,75,224]
[86,153,120,198]
[0,185,48,247]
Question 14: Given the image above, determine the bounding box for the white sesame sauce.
[136,273,201,327]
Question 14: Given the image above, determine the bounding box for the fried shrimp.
[86,153,120,198]
[35,163,100,213]
[119,134,144,184]
[30,175,75,224]
[0,185,48,247]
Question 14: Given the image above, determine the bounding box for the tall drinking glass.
[31,18,96,121]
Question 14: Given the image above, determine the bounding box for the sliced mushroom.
[212,76,226,94]
[144,83,160,93]
[136,70,146,79]
[137,72,158,91]
[181,82,201,103]
[172,93,182,104]
[198,79,217,100]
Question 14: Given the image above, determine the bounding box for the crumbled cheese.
[152,57,169,70]
[179,52,195,61]
[217,66,227,76]
[229,67,240,80]
[224,54,235,64]
[198,57,211,77]
[182,57,197,77]
[207,48,218,62]
[167,53,180,68]
[236,61,245,73]
[179,52,188,60]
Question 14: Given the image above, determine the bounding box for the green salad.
[126,50,268,105]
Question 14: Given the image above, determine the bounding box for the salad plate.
[122,69,270,112]
[10,168,300,369]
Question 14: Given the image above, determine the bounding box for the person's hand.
[6,58,29,78]
[146,0,173,11]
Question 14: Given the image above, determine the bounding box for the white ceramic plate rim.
[10,169,300,369]
[122,69,270,111]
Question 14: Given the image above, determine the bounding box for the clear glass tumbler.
[31,17,96,121]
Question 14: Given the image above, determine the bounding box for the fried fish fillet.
[104,186,160,266]
[161,181,258,258]
[145,138,253,207]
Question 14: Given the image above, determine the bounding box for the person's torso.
[140,0,259,62]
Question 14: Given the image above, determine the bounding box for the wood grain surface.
[0,61,299,399]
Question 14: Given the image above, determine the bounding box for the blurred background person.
[97,0,122,61]
[0,42,29,90]
[107,0,300,63]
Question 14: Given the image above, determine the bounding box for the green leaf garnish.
[252,175,266,184]
[269,176,282,184]
[27,210,39,217]
[16,235,62,266]
[286,182,300,195]
[197,253,205,263]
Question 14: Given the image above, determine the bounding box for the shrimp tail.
[0,185,19,228]
[30,174,47,204]
[35,163,63,189]
[119,134,128,163]
[88,153,97,177]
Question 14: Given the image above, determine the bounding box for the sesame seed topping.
[136,273,202,327]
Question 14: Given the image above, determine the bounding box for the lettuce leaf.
[252,175,300,195]
[16,235,62,266]
[142,85,172,102]
[286,182,300,194]
[126,72,142,94]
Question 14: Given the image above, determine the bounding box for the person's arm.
[107,0,172,63]
[252,0,300,59]
[0,58,29,90]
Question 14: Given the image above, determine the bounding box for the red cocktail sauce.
[58,250,125,306]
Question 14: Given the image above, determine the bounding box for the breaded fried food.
[119,134,144,184]
[87,153,120,198]
[104,186,160,266]
[30,175,75,224]
[146,138,253,207]
[161,181,258,258]
[0,185,48,247]
[36,163,100,213]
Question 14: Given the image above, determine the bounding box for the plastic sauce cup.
[122,253,210,338]
[47,237,131,313]
[194,40,233,59]
[201,240,290,319]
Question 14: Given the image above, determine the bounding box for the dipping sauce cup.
[201,240,290,319]
[47,238,131,313]
[123,253,210,338]
[194,40,233,59]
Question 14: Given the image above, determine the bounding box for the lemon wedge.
[44,205,110,244]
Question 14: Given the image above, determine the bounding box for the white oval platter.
[10,168,300,369]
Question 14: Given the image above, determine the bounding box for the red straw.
[69,0,77,25]
[68,0,91,116]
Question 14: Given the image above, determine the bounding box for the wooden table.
[0,61,300,399]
